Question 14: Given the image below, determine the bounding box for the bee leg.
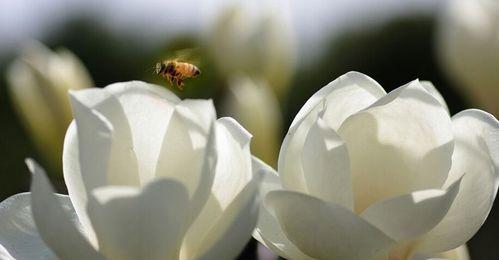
[166,75,173,86]
[177,79,184,90]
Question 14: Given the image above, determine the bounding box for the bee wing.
[171,48,201,66]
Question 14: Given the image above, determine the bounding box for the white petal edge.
[0,193,56,260]
[194,157,264,260]
[68,91,113,191]
[361,176,462,241]
[86,179,190,260]
[68,88,140,186]
[338,80,454,213]
[411,244,470,260]
[252,160,314,260]
[28,159,103,260]
[301,116,353,209]
[105,81,179,183]
[289,71,386,130]
[155,100,218,227]
[278,71,386,195]
[181,118,253,259]
[416,109,499,253]
[66,92,115,245]
[154,99,216,195]
[420,81,450,114]
[266,190,395,259]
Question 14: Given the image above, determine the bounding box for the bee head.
[193,69,200,77]
[155,62,163,74]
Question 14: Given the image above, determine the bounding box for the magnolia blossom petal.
[338,80,454,212]
[420,81,449,114]
[155,100,216,195]
[209,118,253,209]
[411,245,470,260]
[0,193,57,260]
[105,82,179,182]
[301,116,352,209]
[87,180,189,260]
[252,165,314,260]
[194,157,264,260]
[266,191,395,260]
[361,177,462,241]
[416,109,499,253]
[289,71,386,130]
[64,82,179,243]
[440,245,470,260]
[279,71,385,194]
[181,118,254,259]
[66,94,114,244]
[155,99,217,229]
[68,88,139,186]
[28,159,103,260]
[69,92,113,191]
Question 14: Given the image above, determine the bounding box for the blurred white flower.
[207,4,296,98]
[0,81,269,260]
[437,0,499,115]
[221,76,282,167]
[254,72,498,259]
[6,42,93,173]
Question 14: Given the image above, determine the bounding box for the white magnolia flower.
[6,42,93,173]
[221,76,282,167]
[254,72,498,259]
[0,81,269,260]
[207,3,296,98]
[437,0,499,115]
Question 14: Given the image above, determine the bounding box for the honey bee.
[155,60,200,90]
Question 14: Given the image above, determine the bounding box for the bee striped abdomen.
[154,60,200,90]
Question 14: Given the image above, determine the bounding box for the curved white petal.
[361,177,462,241]
[301,116,352,209]
[105,81,179,182]
[210,118,252,209]
[69,92,113,191]
[68,88,139,186]
[279,71,385,194]
[289,71,386,130]
[86,179,190,260]
[420,81,450,114]
[181,118,254,259]
[411,245,470,260]
[154,99,217,227]
[66,93,115,245]
[440,245,470,260]
[338,80,454,212]
[252,161,314,260]
[194,158,263,260]
[416,109,499,253]
[0,193,57,260]
[155,99,216,193]
[64,82,178,243]
[266,190,395,260]
[28,159,103,260]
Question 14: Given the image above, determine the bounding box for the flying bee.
[155,59,200,90]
